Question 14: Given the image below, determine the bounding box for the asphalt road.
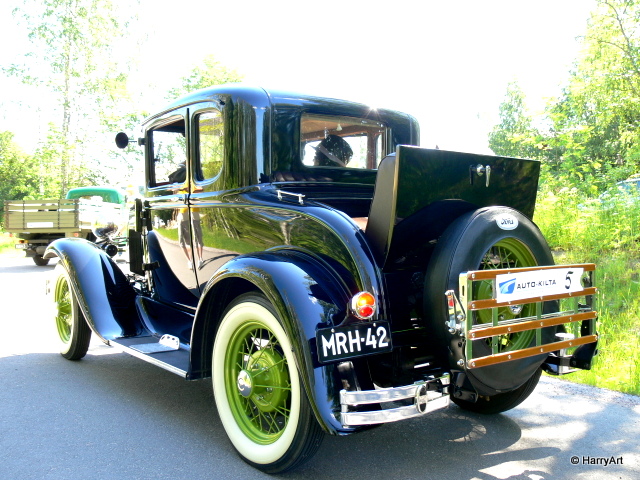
[1,253,638,480]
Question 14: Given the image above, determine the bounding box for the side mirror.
[115,132,130,149]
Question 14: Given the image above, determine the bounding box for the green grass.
[535,188,640,396]
[0,232,21,256]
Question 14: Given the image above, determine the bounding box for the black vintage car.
[46,85,598,473]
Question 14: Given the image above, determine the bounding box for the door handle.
[470,164,492,187]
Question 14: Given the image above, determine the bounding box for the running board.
[109,336,190,378]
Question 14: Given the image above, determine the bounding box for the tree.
[166,54,244,100]
[0,131,41,224]
[488,82,542,159]
[5,0,140,196]
[550,0,640,183]
[490,0,640,194]
[545,0,640,191]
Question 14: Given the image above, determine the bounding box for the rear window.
[301,114,388,170]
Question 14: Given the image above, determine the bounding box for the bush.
[535,186,640,395]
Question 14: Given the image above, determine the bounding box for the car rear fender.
[191,249,357,435]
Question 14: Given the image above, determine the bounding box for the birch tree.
[5,0,139,196]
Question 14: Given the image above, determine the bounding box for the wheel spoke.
[252,357,286,377]
[270,403,291,418]
[251,328,274,365]
[239,395,251,414]
[252,384,291,391]
[260,411,278,433]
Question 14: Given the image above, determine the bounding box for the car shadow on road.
[0,344,564,480]
[299,407,556,480]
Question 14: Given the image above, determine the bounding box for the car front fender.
[45,238,144,341]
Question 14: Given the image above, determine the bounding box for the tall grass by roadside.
[0,232,20,256]
[535,187,640,396]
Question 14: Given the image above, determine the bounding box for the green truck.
[4,186,127,265]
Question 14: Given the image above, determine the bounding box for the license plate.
[27,222,54,228]
[316,321,392,363]
[15,244,28,249]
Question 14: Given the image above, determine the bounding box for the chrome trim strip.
[341,395,450,425]
[109,341,188,378]
[341,383,423,404]
[340,375,450,426]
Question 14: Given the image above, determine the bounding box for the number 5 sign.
[495,268,584,303]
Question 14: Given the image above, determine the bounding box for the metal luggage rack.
[447,263,598,370]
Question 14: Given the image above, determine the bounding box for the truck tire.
[212,292,324,473]
[33,255,50,266]
[52,264,91,360]
[424,207,556,411]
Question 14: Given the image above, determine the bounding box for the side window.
[197,110,224,182]
[301,114,388,170]
[149,117,187,186]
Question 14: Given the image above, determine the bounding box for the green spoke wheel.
[212,293,323,473]
[54,273,73,344]
[52,264,91,360]
[226,324,292,443]
[424,207,557,413]
[474,238,538,353]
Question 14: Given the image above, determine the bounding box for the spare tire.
[424,207,557,399]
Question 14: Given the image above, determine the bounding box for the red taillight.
[350,291,376,320]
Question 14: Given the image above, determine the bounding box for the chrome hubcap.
[237,370,253,397]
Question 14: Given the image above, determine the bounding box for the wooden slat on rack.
[467,311,597,340]
[464,263,596,281]
[467,334,598,369]
[468,287,598,311]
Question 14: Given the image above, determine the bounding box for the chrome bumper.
[340,374,450,426]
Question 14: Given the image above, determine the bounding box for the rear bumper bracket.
[340,374,450,426]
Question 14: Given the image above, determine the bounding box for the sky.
[0,0,596,156]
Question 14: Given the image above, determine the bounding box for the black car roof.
[144,84,413,126]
